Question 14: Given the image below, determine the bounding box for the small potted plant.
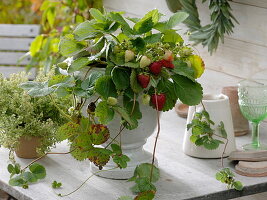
[0,72,70,159]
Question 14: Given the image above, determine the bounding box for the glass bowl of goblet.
[238,79,267,150]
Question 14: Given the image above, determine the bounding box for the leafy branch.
[179,0,238,54]
[187,103,243,190]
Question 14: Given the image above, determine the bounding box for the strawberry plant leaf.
[52,181,62,189]
[73,20,103,41]
[111,67,130,90]
[172,60,195,81]
[22,172,38,183]
[134,17,154,34]
[68,57,93,73]
[130,70,143,93]
[113,154,130,169]
[131,37,145,52]
[218,121,227,139]
[20,81,54,97]
[89,8,106,22]
[123,99,142,120]
[172,74,203,105]
[56,122,80,141]
[130,163,159,183]
[111,144,122,155]
[89,124,110,145]
[135,190,155,200]
[88,147,111,168]
[81,71,103,90]
[113,106,136,127]
[144,33,162,43]
[95,101,115,124]
[59,34,85,57]
[95,75,118,99]
[162,30,183,44]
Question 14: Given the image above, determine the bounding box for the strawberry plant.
[19,8,207,199]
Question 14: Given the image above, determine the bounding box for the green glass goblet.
[238,79,267,150]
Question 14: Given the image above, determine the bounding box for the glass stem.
[251,122,260,148]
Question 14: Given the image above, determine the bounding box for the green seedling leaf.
[22,172,38,183]
[52,181,62,189]
[129,163,160,183]
[113,154,130,169]
[233,181,243,191]
[135,190,155,200]
[133,177,156,193]
[29,163,46,179]
[9,175,27,187]
[218,121,227,139]
[111,144,122,155]
[172,61,195,81]
[30,35,44,56]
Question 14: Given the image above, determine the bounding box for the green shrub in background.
[0,0,41,24]
[26,0,103,73]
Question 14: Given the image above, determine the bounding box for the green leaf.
[88,147,111,168]
[233,181,243,191]
[47,7,56,28]
[162,30,183,44]
[81,71,103,91]
[56,122,80,141]
[124,100,142,120]
[95,101,115,124]
[130,70,143,93]
[144,33,162,43]
[134,177,156,193]
[218,121,227,139]
[20,81,54,97]
[130,163,160,183]
[22,172,37,183]
[90,8,105,22]
[111,144,122,155]
[172,74,203,105]
[131,37,145,52]
[30,35,43,56]
[167,11,189,28]
[52,181,62,189]
[117,196,133,200]
[134,17,154,34]
[203,138,221,150]
[113,106,135,126]
[108,12,134,35]
[9,175,26,187]
[29,163,46,179]
[95,75,118,99]
[68,57,93,73]
[111,67,130,90]
[135,191,155,200]
[59,34,85,57]
[172,61,195,81]
[113,154,130,169]
[73,20,102,41]
[7,164,15,174]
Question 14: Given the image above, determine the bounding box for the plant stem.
[22,149,75,171]
[200,100,206,111]
[150,89,161,182]
[49,95,72,121]
[213,133,229,168]
[109,33,120,43]
[105,125,125,149]
[58,167,119,197]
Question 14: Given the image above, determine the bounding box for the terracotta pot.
[15,136,41,159]
[222,86,249,136]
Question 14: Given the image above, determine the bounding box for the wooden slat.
[0,24,40,37]
[0,52,30,65]
[0,66,36,79]
[197,37,267,79]
[233,0,267,8]
[0,38,33,51]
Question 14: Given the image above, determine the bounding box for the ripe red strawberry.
[137,74,150,88]
[161,60,174,69]
[151,93,166,111]
[149,61,163,75]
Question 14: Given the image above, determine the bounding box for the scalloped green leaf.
[95,75,118,99]
[95,101,115,124]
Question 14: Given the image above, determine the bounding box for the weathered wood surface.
[0,24,40,37]
[1,70,267,200]
[0,38,33,51]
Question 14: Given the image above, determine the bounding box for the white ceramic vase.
[183,94,236,158]
[90,103,158,179]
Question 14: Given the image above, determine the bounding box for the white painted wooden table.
[1,107,267,200]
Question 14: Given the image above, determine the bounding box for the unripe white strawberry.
[125,50,135,62]
[163,50,174,61]
[140,56,151,68]
[107,97,118,106]
[142,94,151,105]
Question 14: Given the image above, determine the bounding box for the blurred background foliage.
[0,0,42,24]
[0,0,103,73]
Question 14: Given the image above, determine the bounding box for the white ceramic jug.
[183,94,236,158]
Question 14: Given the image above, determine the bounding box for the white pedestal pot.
[90,103,158,179]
